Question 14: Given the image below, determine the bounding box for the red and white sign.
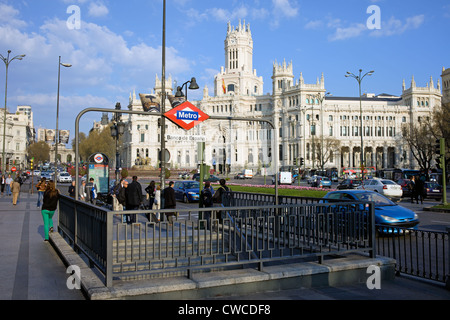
[164,101,209,131]
[11,167,17,172]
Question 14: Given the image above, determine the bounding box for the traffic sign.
[11,167,17,172]
[164,101,209,131]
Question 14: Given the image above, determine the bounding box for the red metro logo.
[164,101,209,131]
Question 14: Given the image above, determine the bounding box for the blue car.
[173,180,200,203]
[323,190,419,232]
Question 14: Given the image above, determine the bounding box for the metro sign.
[164,101,209,131]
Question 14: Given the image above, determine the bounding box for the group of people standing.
[109,177,232,227]
[1,174,22,205]
[409,175,426,204]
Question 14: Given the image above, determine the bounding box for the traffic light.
[30,157,34,170]
[300,157,304,166]
[435,139,442,155]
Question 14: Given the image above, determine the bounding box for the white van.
[272,172,293,185]
[243,169,253,179]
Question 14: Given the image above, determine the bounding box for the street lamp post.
[314,92,331,172]
[345,69,374,180]
[55,56,72,188]
[0,50,25,173]
[110,103,125,185]
[175,77,199,101]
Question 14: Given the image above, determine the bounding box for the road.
[45,174,450,233]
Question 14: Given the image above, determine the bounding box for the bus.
[341,166,376,178]
[378,168,420,182]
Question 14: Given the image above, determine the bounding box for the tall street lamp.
[175,77,199,101]
[55,56,72,188]
[345,69,374,180]
[110,103,125,185]
[0,50,25,173]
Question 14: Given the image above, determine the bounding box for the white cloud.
[0,3,27,29]
[329,23,366,41]
[88,2,109,18]
[370,15,425,37]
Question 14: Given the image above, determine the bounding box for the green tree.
[77,125,116,162]
[27,141,51,163]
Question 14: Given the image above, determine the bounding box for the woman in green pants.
[41,181,60,242]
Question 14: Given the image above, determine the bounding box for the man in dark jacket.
[163,181,176,223]
[125,176,143,224]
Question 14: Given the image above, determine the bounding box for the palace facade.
[121,21,444,175]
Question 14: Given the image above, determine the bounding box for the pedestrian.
[41,181,60,242]
[11,177,21,205]
[200,181,214,229]
[415,175,425,204]
[117,179,128,223]
[36,177,47,207]
[212,179,231,206]
[5,174,13,196]
[163,181,176,223]
[145,180,156,221]
[125,176,143,224]
[111,178,123,211]
[85,177,97,204]
[79,180,87,201]
[1,174,5,195]
[409,176,416,203]
[152,185,161,222]
[68,180,76,198]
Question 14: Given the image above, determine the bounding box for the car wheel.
[183,194,189,203]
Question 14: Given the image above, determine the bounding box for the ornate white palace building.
[121,21,447,175]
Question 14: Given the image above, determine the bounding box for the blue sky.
[0,0,449,143]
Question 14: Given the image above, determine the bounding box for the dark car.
[173,180,200,203]
[234,172,245,179]
[397,179,412,197]
[194,174,220,182]
[336,179,362,190]
[423,182,442,201]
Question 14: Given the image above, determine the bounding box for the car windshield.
[354,192,395,206]
[381,180,396,185]
[426,182,440,188]
[184,182,199,189]
[322,177,330,181]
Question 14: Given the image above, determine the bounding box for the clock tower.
[215,20,263,96]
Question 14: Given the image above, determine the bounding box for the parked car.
[423,182,442,201]
[323,190,419,232]
[173,180,200,203]
[57,172,72,183]
[359,178,402,201]
[397,179,412,197]
[336,179,362,190]
[234,172,245,179]
[33,170,41,176]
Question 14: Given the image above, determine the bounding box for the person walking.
[1,174,5,196]
[41,181,60,242]
[79,180,87,201]
[125,176,143,224]
[68,180,76,198]
[200,181,214,229]
[11,177,21,205]
[163,181,176,223]
[36,177,47,207]
[117,179,128,223]
[152,185,161,222]
[145,180,156,221]
[85,177,97,204]
[409,176,416,203]
[5,174,13,196]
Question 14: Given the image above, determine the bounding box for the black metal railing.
[376,226,450,285]
[57,194,375,286]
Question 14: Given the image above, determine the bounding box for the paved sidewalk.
[1,188,449,300]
